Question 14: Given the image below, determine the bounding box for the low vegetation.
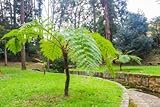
[0,67,123,107]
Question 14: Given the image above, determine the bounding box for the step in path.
[128,89,160,107]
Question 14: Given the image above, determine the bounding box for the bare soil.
[0,62,45,71]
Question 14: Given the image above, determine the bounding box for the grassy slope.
[0,67,123,107]
[73,65,160,76]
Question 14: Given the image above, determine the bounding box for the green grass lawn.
[0,67,123,107]
[114,65,160,76]
[72,65,160,76]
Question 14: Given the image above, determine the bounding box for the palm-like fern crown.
[40,27,102,69]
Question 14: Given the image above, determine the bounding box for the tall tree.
[0,0,43,68]
[83,0,127,41]
[89,0,99,32]
[100,0,111,40]
[113,12,153,56]
[20,0,26,70]
[0,0,13,66]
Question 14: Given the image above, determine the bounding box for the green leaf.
[129,55,142,65]
[40,39,62,61]
[2,29,19,39]
[5,38,22,54]
[92,33,117,72]
[65,28,102,69]
[119,55,130,64]
[2,20,44,54]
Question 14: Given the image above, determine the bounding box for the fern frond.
[92,33,117,72]
[2,20,44,54]
[64,29,102,70]
[2,29,19,39]
[5,38,22,54]
[40,39,62,61]
[129,55,142,65]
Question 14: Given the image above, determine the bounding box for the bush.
[49,58,75,73]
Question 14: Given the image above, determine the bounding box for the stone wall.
[70,71,160,97]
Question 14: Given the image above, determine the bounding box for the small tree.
[2,20,116,96]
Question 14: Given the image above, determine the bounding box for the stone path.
[128,89,160,107]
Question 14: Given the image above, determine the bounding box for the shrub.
[49,58,75,73]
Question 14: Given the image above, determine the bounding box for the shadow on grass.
[123,68,142,71]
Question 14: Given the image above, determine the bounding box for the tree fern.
[37,26,103,96]
[114,51,142,70]
[2,19,117,96]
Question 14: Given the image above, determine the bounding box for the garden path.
[128,89,160,107]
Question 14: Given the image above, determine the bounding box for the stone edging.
[109,79,129,107]
[120,85,129,107]
[70,71,160,97]
[70,72,129,107]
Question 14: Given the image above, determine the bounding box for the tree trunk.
[13,0,17,27]
[74,11,77,28]
[21,45,26,70]
[63,49,70,97]
[9,0,13,25]
[93,0,96,32]
[4,47,7,66]
[102,0,112,41]
[20,0,26,70]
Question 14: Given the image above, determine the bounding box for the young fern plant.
[40,28,102,96]
[114,51,142,71]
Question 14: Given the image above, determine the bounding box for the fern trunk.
[63,50,70,97]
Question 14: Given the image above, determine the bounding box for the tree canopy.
[113,12,153,56]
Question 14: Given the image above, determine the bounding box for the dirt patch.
[18,94,65,107]
[0,62,45,71]
[0,72,3,77]
[143,48,160,65]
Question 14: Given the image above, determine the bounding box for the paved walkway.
[128,89,160,107]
